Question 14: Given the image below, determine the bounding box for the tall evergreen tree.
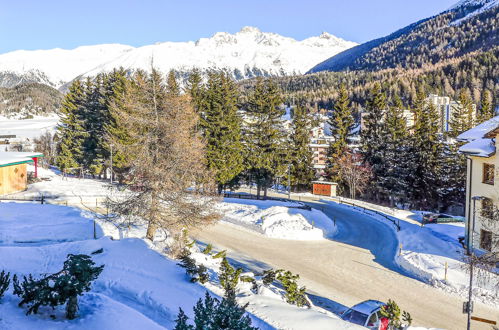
[56,80,87,173]
[200,72,244,193]
[288,104,315,191]
[166,70,181,97]
[450,89,474,137]
[102,69,130,181]
[327,84,355,183]
[408,87,443,209]
[361,83,387,200]
[438,141,466,209]
[243,78,286,198]
[186,69,204,112]
[378,94,410,205]
[107,69,219,241]
[478,90,494,123]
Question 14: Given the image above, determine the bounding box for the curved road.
[192,197,499,329]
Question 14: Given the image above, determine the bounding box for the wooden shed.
[312,181,338,197]
[0,152,43,195]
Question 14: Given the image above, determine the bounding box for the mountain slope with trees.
[309,0,498,73]
[0,83,63,118]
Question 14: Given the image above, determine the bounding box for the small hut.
[312,181,338,197]
[0,152,43,195]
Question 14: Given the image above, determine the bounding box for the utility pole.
[288,164,291,199]
[110,144,114,184]
[467,195,483,330]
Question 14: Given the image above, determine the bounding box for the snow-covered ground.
[327,197,499,308]
[0,116,58,139]
[219,198,336,240]
[1,167,363,329]
[0,202,361,330]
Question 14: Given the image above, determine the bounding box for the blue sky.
[0,0,458,53]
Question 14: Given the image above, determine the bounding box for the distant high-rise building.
[426,94,476,133]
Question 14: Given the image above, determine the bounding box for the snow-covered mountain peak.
[238,26,262,34]
[449,0,499,10]
[319,32,334,39]
[0,27,357,89]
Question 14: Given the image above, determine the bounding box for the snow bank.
[218,198,336,240]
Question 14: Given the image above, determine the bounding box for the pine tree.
[184,292,257,330]
[438,141,466,209]
[327,84,355,183]
[13,254,103,320]
[218,257,242,300]
[81,77,105,176]
[107,69,219,241]
[361,83,387,200]
[243,78,286,198]
[174,308,193,330]
[450,89,474,137]
[378,94,410,205]
[288,104,315,191]
[0,270,10,300]
[186,69,204,114]
[407,87,443,210]
[167,70,181,97]
[200,72,244,193]
[104,69,133,182]
[478,90,494,123]
[56,80,87,173]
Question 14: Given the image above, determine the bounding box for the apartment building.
[427,94,477,133]
[458,116,499,254]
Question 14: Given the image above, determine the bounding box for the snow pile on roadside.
[218,198,336,240]
[329,199,499,308]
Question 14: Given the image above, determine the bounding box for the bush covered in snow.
[177,250,210,284]
[0,270,10,300]
[13,254,104,319]
[262,269,310,308]
[219,257,243,299]
[174,292,258,330]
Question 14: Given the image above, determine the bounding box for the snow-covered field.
[328,197,499,308]
[219,198,336,240]
[0,116,58,139]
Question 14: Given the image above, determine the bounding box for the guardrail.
[223,192,312,211]
[332,197,401,231]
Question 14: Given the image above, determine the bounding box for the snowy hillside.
[0,27,356,89]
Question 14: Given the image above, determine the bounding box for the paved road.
[193,196,499,329]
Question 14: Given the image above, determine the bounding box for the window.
[367,313,378,326]
[480,230,493,251]
[481,198,494,219]
[483,163,495,185]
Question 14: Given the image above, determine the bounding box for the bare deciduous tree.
[337,151,372,199]
[33,132,56,168]
[107,69,220,247]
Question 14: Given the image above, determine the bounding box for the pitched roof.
[0,152,43,167]
[458,116,499,157]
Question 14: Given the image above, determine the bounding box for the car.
[422,213,464,224]
[340,300,387,329]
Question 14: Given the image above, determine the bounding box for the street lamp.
[466,195,484,330]
[110,144,114,184]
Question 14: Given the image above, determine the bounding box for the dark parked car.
[422,213,465,224]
